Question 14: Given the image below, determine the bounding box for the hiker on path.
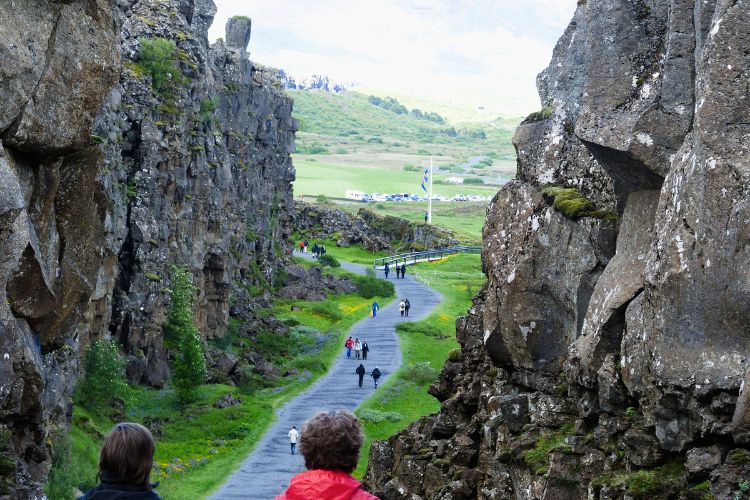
[400,264,407,279]
[371,301,379,318]
[424,212,428,223]
[78,422,163,500]
[405,298,411,317]
[288,426,299,455]
[312,243,320,258]
[298,241,304,253]
[356,363,366,388]
[399,300,406,317]
[384,262,390,279]
[321,244,326,255]
[371,367,382,388]
[395,264,401,279]
[354,338,363,360]
[303,240,309,253]
[362,340,369,360]
[345,337,353,358]
[275,411,378,500]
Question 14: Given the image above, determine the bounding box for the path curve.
[209,257,442,499]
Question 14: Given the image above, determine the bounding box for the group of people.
[383,262,407,279]
[398,298,411,317]
[344,336,369,359]
[297,240,328,258]
[355,364,381,388]
[78,412,377,500]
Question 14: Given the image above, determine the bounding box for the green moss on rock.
[542,185,617,221]
[447,348,461,361]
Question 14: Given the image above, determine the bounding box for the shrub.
[318,254,340,268]
[199,97,219,120]
[138,37,182,92]
[357,408,403,424]
[524,104,553,123]
[316,194,330,204]
[403,164,420,172]
[402,362,438,385]
[396,321,444,338]
[463,177,484,184]
[165,266,206,405]
[237,364,273,394]
[365,267,376,278]
[308,302,343,322]
[45,434,75,500]
[335,148,349,154]
[354,275,395,299]
[447,348,461,361]
[79,339,128,410]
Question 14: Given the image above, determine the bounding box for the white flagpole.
[428,156,433,224]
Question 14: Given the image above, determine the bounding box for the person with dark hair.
[371,367,381,388]
[400,264,406,279]
[384,262,390,279]
[344,336,353,359]
[356,363,366,388]
[395,264,401,279]
[404,298,411,317]
[276,411,378,499]
[312,243,320,258]
[361,340,369,360]
[78,422,162,499]
[289,426,299,455]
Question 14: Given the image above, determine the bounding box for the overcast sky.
[209,1,578,117]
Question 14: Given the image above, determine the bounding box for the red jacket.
[275,469,378,500]
[345,339,354,349]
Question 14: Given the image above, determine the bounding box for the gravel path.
[209,257,442,499]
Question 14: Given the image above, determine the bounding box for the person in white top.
[354,338,363,359]
[288,426,299,455]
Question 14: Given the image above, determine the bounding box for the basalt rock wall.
[0,0,296,497]
[365,1,750,499]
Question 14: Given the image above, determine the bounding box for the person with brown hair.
[78,422,162,500]
[275,411,378,499]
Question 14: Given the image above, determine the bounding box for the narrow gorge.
[365,1,750,499]
[0,0,295,497]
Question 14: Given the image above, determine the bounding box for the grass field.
[353,253,485,478]
[64,268,394,500]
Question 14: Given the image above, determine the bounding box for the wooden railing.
[373,246,481,269]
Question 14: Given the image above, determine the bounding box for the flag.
[421,168,429,191]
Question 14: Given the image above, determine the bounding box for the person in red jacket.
[275,410,378,500]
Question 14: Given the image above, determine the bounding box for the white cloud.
[209,0,577,116]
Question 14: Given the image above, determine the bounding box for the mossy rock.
[447,348,461,362]
[485,367,498,379]
[0,453,15,476]
[431,458,451,467]
[542,185,617,221]
[727,448,750,465]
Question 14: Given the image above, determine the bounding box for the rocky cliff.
[0,1,296,497]
[365,1,750,499]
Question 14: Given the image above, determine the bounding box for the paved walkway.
[209,256,442,499]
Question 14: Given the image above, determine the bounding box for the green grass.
[353,253,484,478]
[70,269,394,500]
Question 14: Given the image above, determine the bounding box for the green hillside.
[289,89,520,241]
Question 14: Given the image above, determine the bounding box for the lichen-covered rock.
[365,1,750,498]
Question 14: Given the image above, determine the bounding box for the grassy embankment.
[353,253,485,478]
[63,265,394,500]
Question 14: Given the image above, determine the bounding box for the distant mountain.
[276,70,354,93]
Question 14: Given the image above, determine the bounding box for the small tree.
[165,266,206,405]
[138,37,181,92]
[80,339,128,410]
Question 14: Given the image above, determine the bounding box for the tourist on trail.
[354,338,363,360]
[312,243,320,258]
[362,340,369,360]
[424,212,428,223]
[401,264,407,279]
[399,299,406,317]
[371,301,379,318]
[303,239,309,252]
[298,241,304,253]
[405,298,411,317]
[78,422,163,500]
[289,426,299,455]
[356,363,366,388]
[275,411,378,500]
[371,367,382,388]
[345,337,354,358]
[384,262,390,279]
[321,244,327,255]
[395,264,401,279]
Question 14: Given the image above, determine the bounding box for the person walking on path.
[288,426,298,455]
[404,298,411,317]
[371,301,379,318]
[321,244,326,256]
[312,243,320,258]
[354,338,362,360]
[400,264,407,279]
[384,262,390,279]
[362,340,369,360]
[356,363,366,388]
[399,299,406,317]
[275,411,378,500]
[395,264,401,279]
[344,337,353,358]
[371,367,381,388]
[298,241,304,253]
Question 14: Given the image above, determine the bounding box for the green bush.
[165,266,206,405]
[308,302,343,322]
[199,97,219,120]
[463,177,484,184]
[318,254,340,267]
[447,348,461,361]
[354,275,395,299]
[316,194,330,204]
[401,362,438,385]
[237,364,273,394]
[357,408,403,424]
[138,37,182,92]
[79,339,128,410]
[396,321,444,338]
[45,434,76,500]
